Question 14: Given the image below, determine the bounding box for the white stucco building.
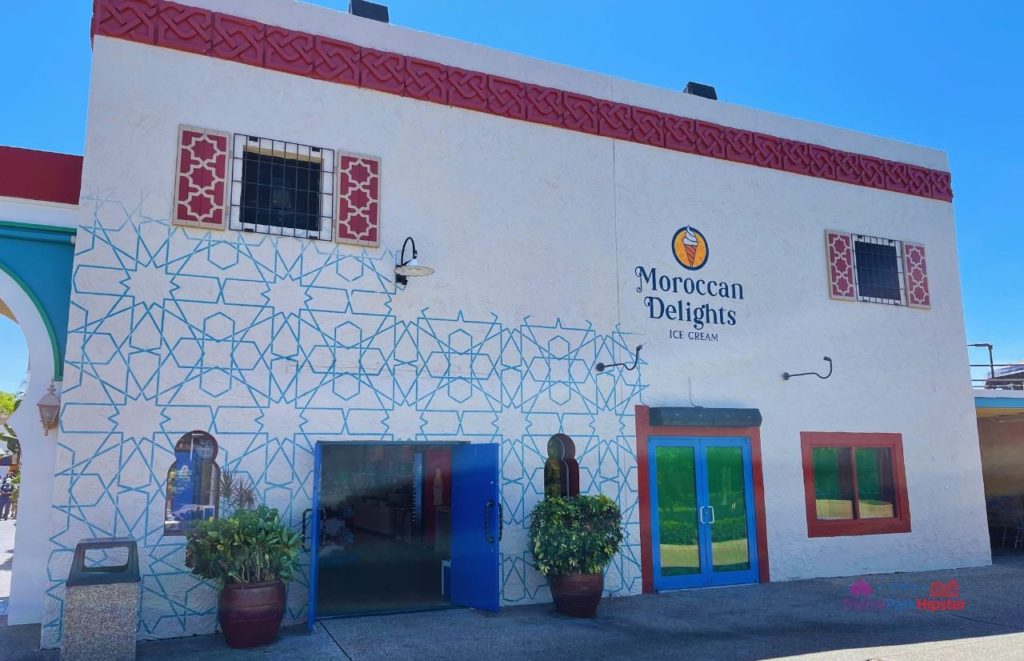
[0,0,989,647]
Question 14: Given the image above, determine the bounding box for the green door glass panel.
[705,446,750,572]
[654,445,700,576]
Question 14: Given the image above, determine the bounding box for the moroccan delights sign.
[634,226,744,342]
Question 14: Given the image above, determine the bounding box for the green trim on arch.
[0,219,77,235]
[0,262,61,380]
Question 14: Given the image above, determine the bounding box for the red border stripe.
[91,0,953,202]
[0,147,83,205]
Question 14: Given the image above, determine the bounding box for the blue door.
[450,443,501,611]
[306,441,324,631]
[649,437,759,591]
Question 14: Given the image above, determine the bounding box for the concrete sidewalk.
[3,553,1024,660]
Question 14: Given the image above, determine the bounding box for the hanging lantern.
[37,383,61,436]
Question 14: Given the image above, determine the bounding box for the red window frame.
[801,432,911,537]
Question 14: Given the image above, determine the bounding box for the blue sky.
[1,0,1021,391]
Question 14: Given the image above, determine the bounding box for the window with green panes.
[801,433,910,537]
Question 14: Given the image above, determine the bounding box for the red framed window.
[801,432,911,537]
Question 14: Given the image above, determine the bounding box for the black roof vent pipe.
[684,81,718,100]
[350,0,390,23]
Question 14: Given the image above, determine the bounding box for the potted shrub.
[529,494,623,617]
[185,485,301,648]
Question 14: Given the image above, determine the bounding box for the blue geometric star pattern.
[42,193,646,645]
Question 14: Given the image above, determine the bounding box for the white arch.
[0,269,58,625]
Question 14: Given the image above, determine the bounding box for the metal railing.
[969,343,1024,390]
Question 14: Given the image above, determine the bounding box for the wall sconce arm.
[595,345,643,373]
[782,356,833,381]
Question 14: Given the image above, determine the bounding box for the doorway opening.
[308,441,501,622]
[313,444,452,616]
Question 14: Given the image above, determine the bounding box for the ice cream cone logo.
[672,226,709,270]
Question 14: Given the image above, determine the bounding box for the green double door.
[649,437,759,589]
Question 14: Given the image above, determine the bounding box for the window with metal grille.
[229,135,335,240]
[853,234,905,305]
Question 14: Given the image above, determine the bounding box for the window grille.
[852,234,905,305]
[229,134,335,241]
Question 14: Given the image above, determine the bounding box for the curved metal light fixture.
[783,356,833,381]
[394,236,434,287]
[595,345,643,373]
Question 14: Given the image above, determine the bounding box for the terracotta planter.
[548,573,604,617]
[218,579,286,648]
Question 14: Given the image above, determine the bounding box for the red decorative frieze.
[448,67,489,112]
[156,1,211,54]
[808,145,836,180]
[90,0,955,203]
[405,57,447,103]
[752,133,783,170]
[694,121,726,159]
[859,156,886,189]
[632,107,665,147]
[935,171,953,201]
[265,27,314,77]
[313,36,360,85]
[360,48,405,95]
[336,152,381,247]
[724,128,756,165]
[834,151,861,184]
[488,77,527,119]
[211,13,264,67]
[664,115,698,154]
[563,93,599,134]
[525,85,563,127]
[598,101,632,140]
[884,162,911,194]
[93,0,158,44]
[173,126,229,229]
[826,231,856,301]
[907,166,932,198]
[927,169,953,202]
[903,243,930,308]
[781,140,812,176]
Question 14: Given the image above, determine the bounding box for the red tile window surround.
[172,125,229,229]
[800,432,912,538]
[91,0,953,203]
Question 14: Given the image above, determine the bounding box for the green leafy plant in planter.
[529,494,623,617]
[185,473,301,649]
[186,506,301,585]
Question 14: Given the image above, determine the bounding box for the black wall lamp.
[596,345,643,373]
[783,356,833,381]
[394,236,434,288]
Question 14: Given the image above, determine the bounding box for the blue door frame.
[307,441,324,632]
[649,436,759,591]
